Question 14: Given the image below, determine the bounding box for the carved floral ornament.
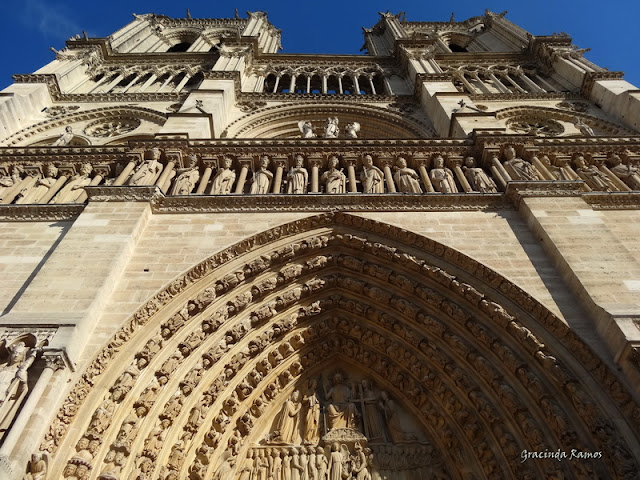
[506,116,565,137]
[38,213,640,480]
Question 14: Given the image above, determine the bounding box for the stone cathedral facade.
[1,9,640,480]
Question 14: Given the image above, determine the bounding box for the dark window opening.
[167,42,192,52]
[449,43,468,53]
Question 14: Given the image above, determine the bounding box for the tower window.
[449,43,468,52]
[167,42,192,52]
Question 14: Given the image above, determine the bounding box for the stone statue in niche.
[462,157,497,192]
[53,163,94,203]
[303,378,321,444]
[287,155,308,194]
[275,391,301,444]
[0,340,38,436]
[573,155,616,191]
[297,120,316,139]
[324,371,358,430]
[52,126,75,146]
[0,165,24,201]
[210,156,236,194]
[170,154,200,195]
[537,155,574,181]
[379,391,416,444]
[128,148,162,186]
[573,117,595,136]
[321,156,346,194]
[344,122,360,138]
[503,146,541,181]
[393,157,422,193]
[250,156,274,194]
[429,156,458,193]
[23,452,48,480]
[324,117,339,138]
[608,153,640,190]
[360,155,384,194]
[15,164,59,204]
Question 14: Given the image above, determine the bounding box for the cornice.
[469,92,580,102]
[237,92,407,104]
[151,192,508,213]
[85,185,161,202]
[0,204,84,221]
[581,71,625,97]
[582,192,640,210]
[504,180,588,207]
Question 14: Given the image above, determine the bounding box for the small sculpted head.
[504,146,516,160]
[295,155,304,167]
[397,157,407,168]
[363,154,373,166]
[433,156,444,168]
[464,157,476,168]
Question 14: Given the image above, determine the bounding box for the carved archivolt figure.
[16,164,59,204]
[52,126,74,146]
[344,122,360,138]
[128,148,162,186]
[324,117,339,138]
[608,154,640,189]
[276,390,301,443]
[210,156,236,194]
[379,391,416,444]
[429,156,458,193]
[360,155,384,193]
[53,163,93,203]
[324,372,357,430]
[573,155,616,191]
[321,156,346,194]
[297,120,316,139]
[170,154,200,195]
[393,157,422,193]
[463,157,497,192]
[503,146,541,181]
[287,155,309,194]
[23,452,48,480]
[250,156,274,194]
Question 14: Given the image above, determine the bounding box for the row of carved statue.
[2,146,639,205]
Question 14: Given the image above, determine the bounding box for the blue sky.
[1,1,638,90]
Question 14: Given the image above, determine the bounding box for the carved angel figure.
[210,156,236,194]
[344,122,360,138]
[298,120,316,139]
[170,154,200,195]
[324,117,339,138]
[24,452,49,480]
[574,117,595,136]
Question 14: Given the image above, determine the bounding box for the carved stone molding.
[0,204,84,221]
[504,180,588,207]
[581,71,625,97]
[85,186,162,202]
[582,192,640,210]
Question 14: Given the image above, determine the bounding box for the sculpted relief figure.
[251,156,274,194]
[393,157,422,193]
[287,155,309,194]
[0,340,38,435]
[379,391,416,444]
[128,148,162,186]
[53,163,93,203]
[463,157,497,193]
[503,146,541,181]
[429,156,458,193]
[574,117,595,136]
[52,126,75,146]
[324,117,339,138]
[327,443,345,480]
[170,154,200,195]
[298,120,316,139]
[303,379,321,444]
[360,155,384,193]
[210,156,236,194]
[573,155,616,191]
[608,153,640,190]
[360,379,384,441]
[24,452,48,480]
[344,122,360,138]
[324,372,357,431]
[275,391,301,444]
[321,156,346,194]
[0,165,24,201]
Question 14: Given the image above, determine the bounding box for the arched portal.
[40,213,640,480]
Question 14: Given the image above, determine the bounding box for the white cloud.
[22,0,82,39]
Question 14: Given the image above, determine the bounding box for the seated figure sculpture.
[324,372,357,431]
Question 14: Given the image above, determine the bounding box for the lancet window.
[261,66,389,95]
[74,67,206,95]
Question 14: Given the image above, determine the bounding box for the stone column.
[272,158,287,194]
[379,157,397,193]
[414,157,435,193]
[449,155,472,193]
[137,72,159,93]
[196,159,215,194]
[75,166,107,204]
[155,151,179,194]
[308,157,323,193]
[343,156,359,193]
[112,153,142,186]
[235,158,253,194]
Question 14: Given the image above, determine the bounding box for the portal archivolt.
[42,213,640,480]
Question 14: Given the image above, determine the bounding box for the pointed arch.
[39,213,640,479]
